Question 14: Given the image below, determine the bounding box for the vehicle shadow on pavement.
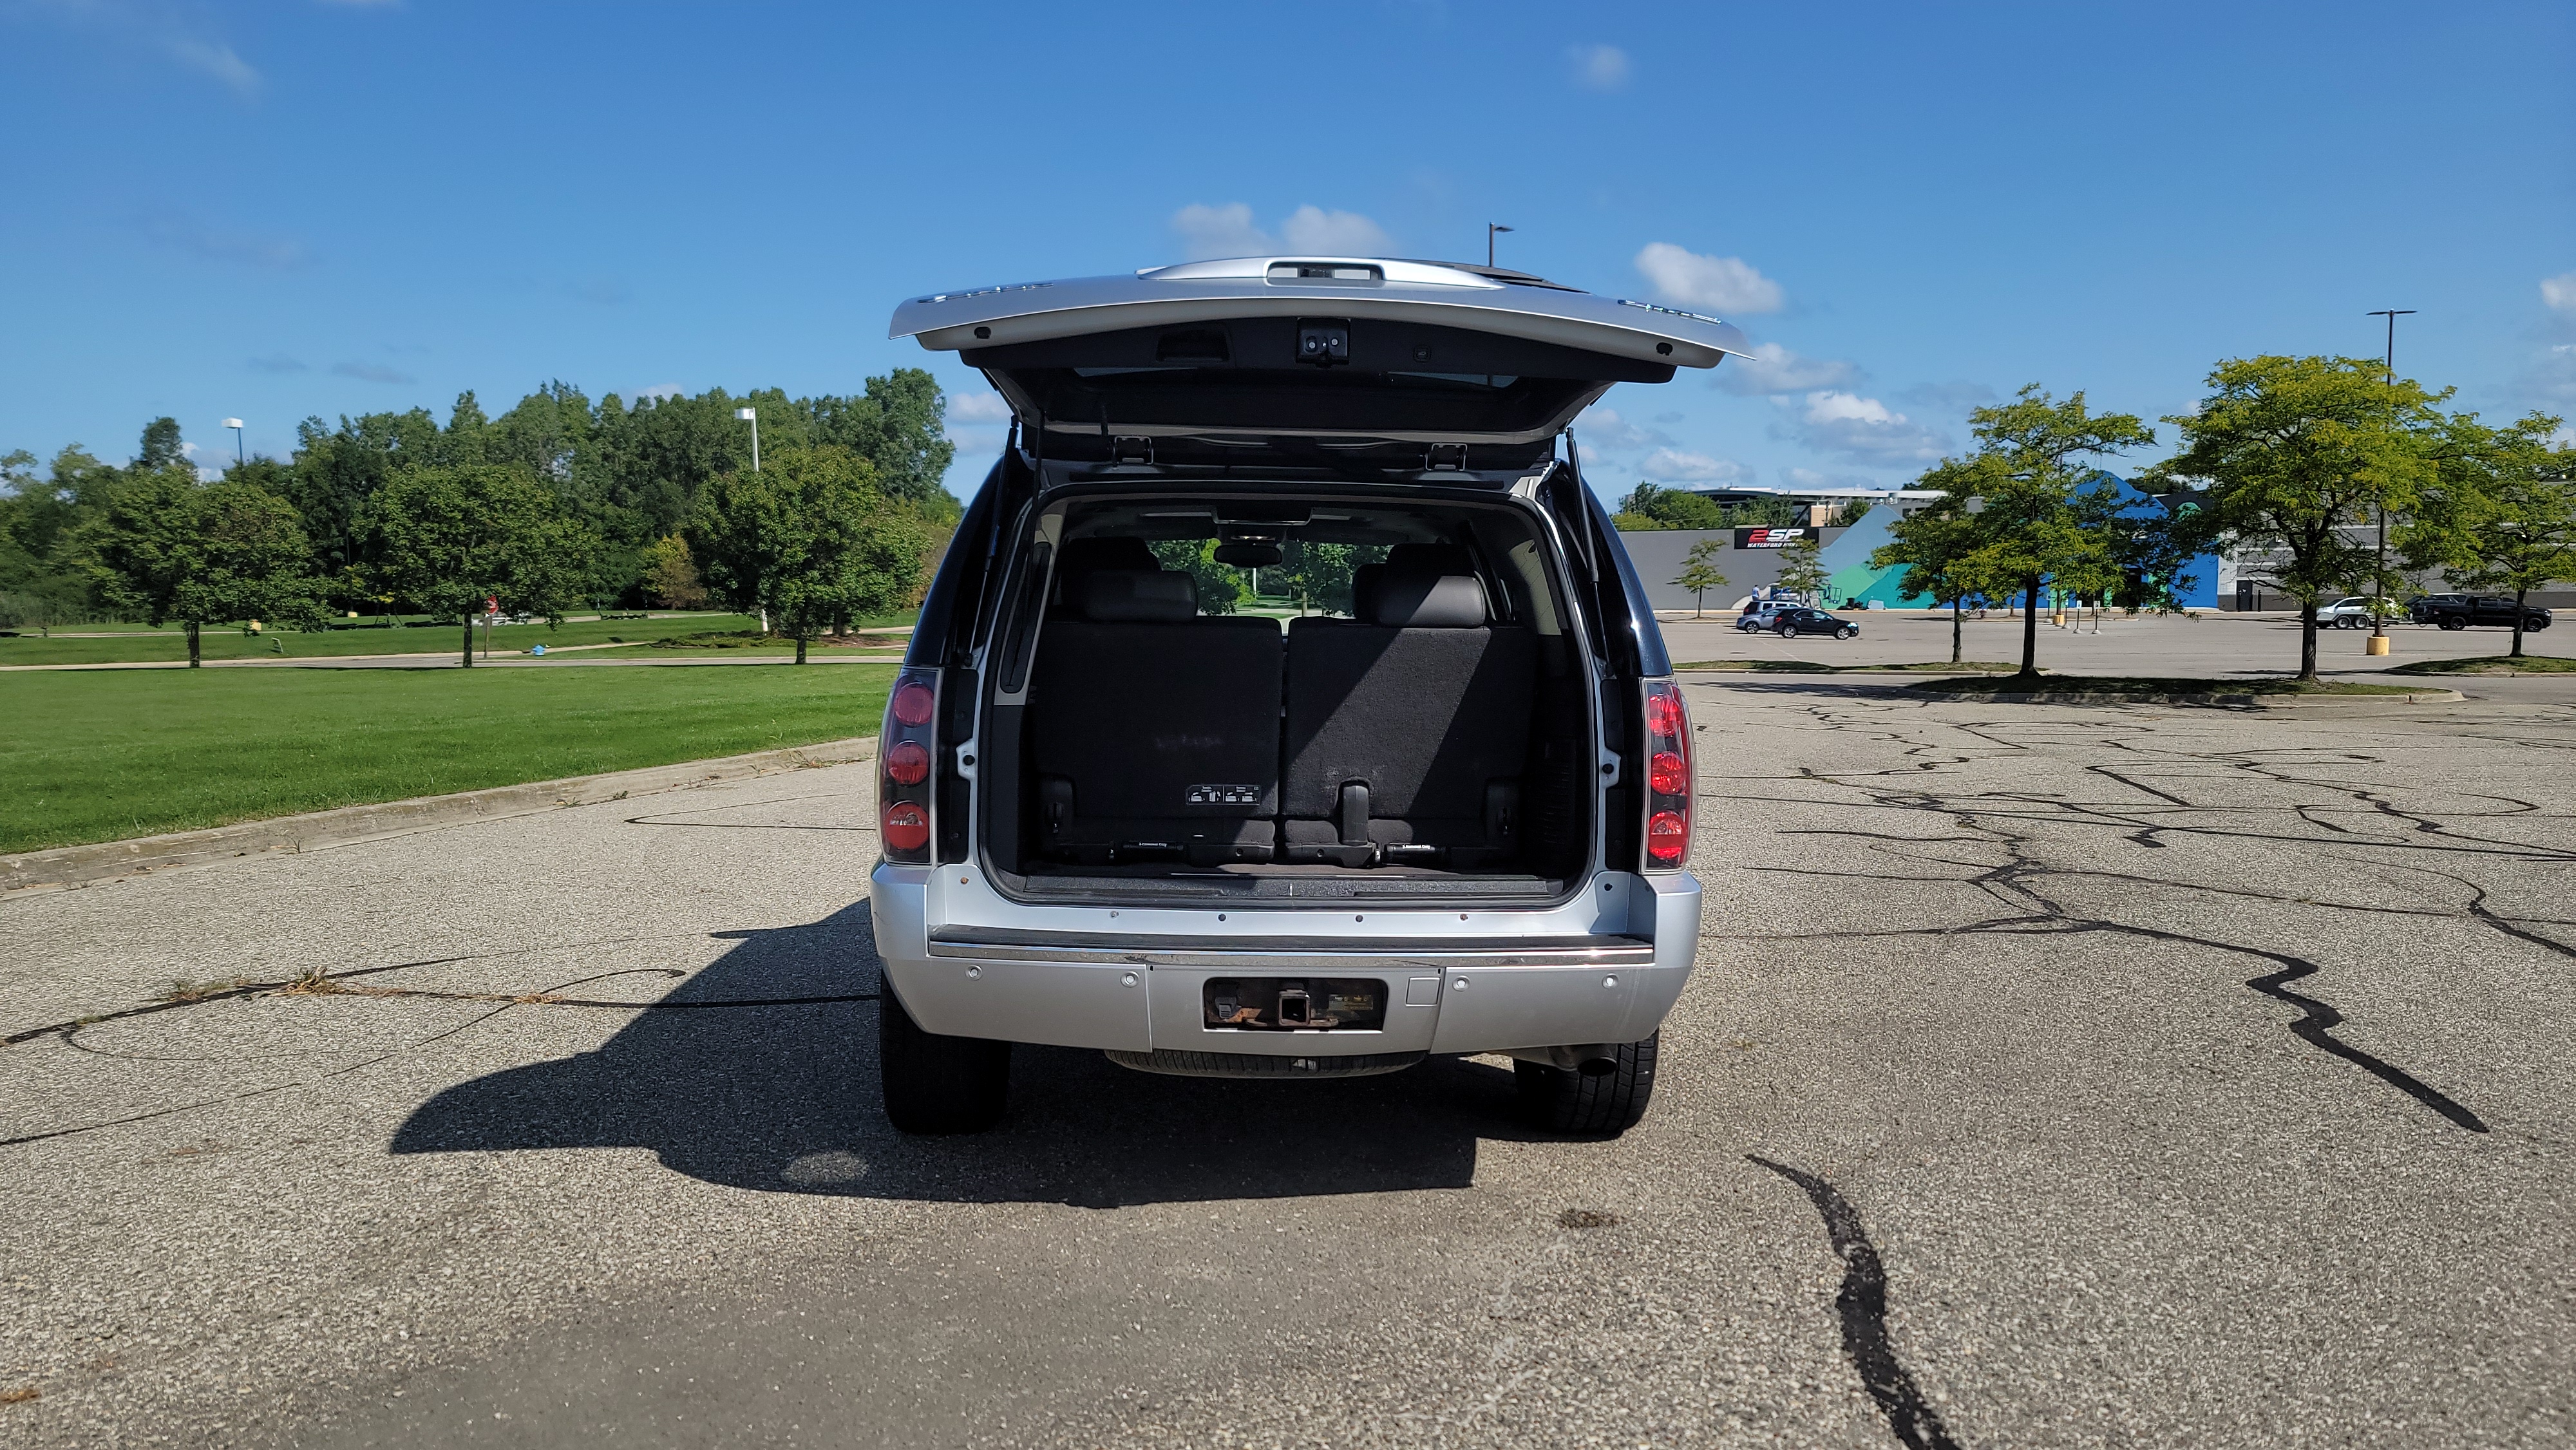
[392,902,1515,1207]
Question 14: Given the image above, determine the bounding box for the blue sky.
[3,0,2570,502]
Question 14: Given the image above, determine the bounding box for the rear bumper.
[867,863,1702,1057]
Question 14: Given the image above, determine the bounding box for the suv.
[869,255,1748,1138]
[1735,599,1798,632]
[2409,593,2552,632]
[1769,607,1859,640]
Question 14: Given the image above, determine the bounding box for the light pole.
[1487,224,1513,268]
[2363,309,2414,656]
[735,406,761,471]
[222,418,244,467]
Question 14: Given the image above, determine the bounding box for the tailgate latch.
[1425,442,1469,471]
[1109,435,1155,465]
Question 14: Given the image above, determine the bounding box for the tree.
[1904,386,2154,682]
[365,464,601,667]
[1870,506,1981,663]
[136,417,184,471]
[1674,540,1729,617]
[2148,357,2446,681]
[82,469,326,666]
[1773,533,1828,604]
[2400,411,2573,659]
[1149,538,1247,614]
[638,534,708,609]
[690,447,934,664]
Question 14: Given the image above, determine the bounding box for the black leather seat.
[1028,569,1283,866]
[1282,565,1535,867]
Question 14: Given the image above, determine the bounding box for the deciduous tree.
[82,469,325,666]
[1675,539,1728,617]
[365,464,601,667]
[2148,356,2445,680]
[690,447,934,663]
[2400,411,2573,659]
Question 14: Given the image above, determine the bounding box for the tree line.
[0,373,960,666]
[1868,355,2572,680]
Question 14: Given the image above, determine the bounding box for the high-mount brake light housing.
[1640,680,1692,872]
[880,668,940,863]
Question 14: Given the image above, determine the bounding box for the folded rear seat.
[1282,565,1537,868]
[1028,568,1283,867]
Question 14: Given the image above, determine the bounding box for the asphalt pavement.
[3,678,2571,1447]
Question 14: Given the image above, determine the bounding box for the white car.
[2317,596,2388,629]
[867,254,1751,1138]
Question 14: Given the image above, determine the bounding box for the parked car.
[2408,593,2553,632]
[1769,607,1859,640]
[1736,599,1799,632]
[2316,596,2374,629]
[869,254,1750,1139]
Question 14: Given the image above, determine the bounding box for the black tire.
[1776,622,1795,638]
[2440,617,2467,632]
[1514,1032,1658,1137]
[879,986,1011,1134]
[1835,626,1857,641]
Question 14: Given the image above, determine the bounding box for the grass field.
[2387,654,2576,676]
[0,611,915,667]
[0,664,894,853]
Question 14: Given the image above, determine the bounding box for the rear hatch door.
[889,256,1751,470]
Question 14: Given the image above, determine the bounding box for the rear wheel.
[1775,621,1795,638]
[879,987,1011,1134]
[1835,626,1857,640]
[2441,617,2467,631]
[1515,1032,1658,1137]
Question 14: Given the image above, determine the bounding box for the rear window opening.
[974,489,1596,905]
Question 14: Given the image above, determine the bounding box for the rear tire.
[2441,617,2467,632]
[1514,1032,1658,1137]
[1776,622,1795,638]
[879,987,1011,1134]
[1835,626,1857,640]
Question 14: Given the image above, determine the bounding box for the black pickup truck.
[2407,593,2552,632]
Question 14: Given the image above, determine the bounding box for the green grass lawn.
[0,665,893,853]
[0,611,916,667]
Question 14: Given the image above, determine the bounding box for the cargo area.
[976,491,1597,903]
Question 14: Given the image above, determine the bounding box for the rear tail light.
[878,666,940,863]
[1640,679,1692,871]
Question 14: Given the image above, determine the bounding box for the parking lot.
[3,676,2573,1448]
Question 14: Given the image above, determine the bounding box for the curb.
[2,736,878,896]
[1904,688,2465,708]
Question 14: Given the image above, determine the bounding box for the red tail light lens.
[878,666,941,863]
[884,740,931,786]
[1638,680,1692,872]
[890,681,936,728]
[882,802,931,852]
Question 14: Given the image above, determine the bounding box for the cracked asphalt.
[3,679,2572,1448]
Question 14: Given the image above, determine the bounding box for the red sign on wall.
[1735,526,1808,549]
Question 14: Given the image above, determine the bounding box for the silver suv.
[868,255,1747,1138]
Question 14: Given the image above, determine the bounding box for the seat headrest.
[1055,536,1161,576]
[1370,570,1487,628]
[1079,569,1198,622]
[1349,563,1385,619]
[1385,543,1475,577]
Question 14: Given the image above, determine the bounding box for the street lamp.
[735,406,760,471]
[2364,308,2414,656]
[222,418,244,467]
[1487,224,1513,268]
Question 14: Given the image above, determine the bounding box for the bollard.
[2365,636,2391,657]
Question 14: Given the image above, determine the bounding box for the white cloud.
[949,391,1013,424]
[332,361,414,385]
[1640,448,1752,484]
[1172,202,1392,259]
[1573,406,1672,453]
[1714,342,1860,396]
[1172,203,1273,259]
[164,36,258,95]
[1776,390,1950,464]
[1568,44,1630,91]
[1280,205,1391,255]
[634,383,684,401]
[2543,272,2576,314]
[1634,242,1785,315]
[136,214,311,270]
[1779,467,1880,491]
